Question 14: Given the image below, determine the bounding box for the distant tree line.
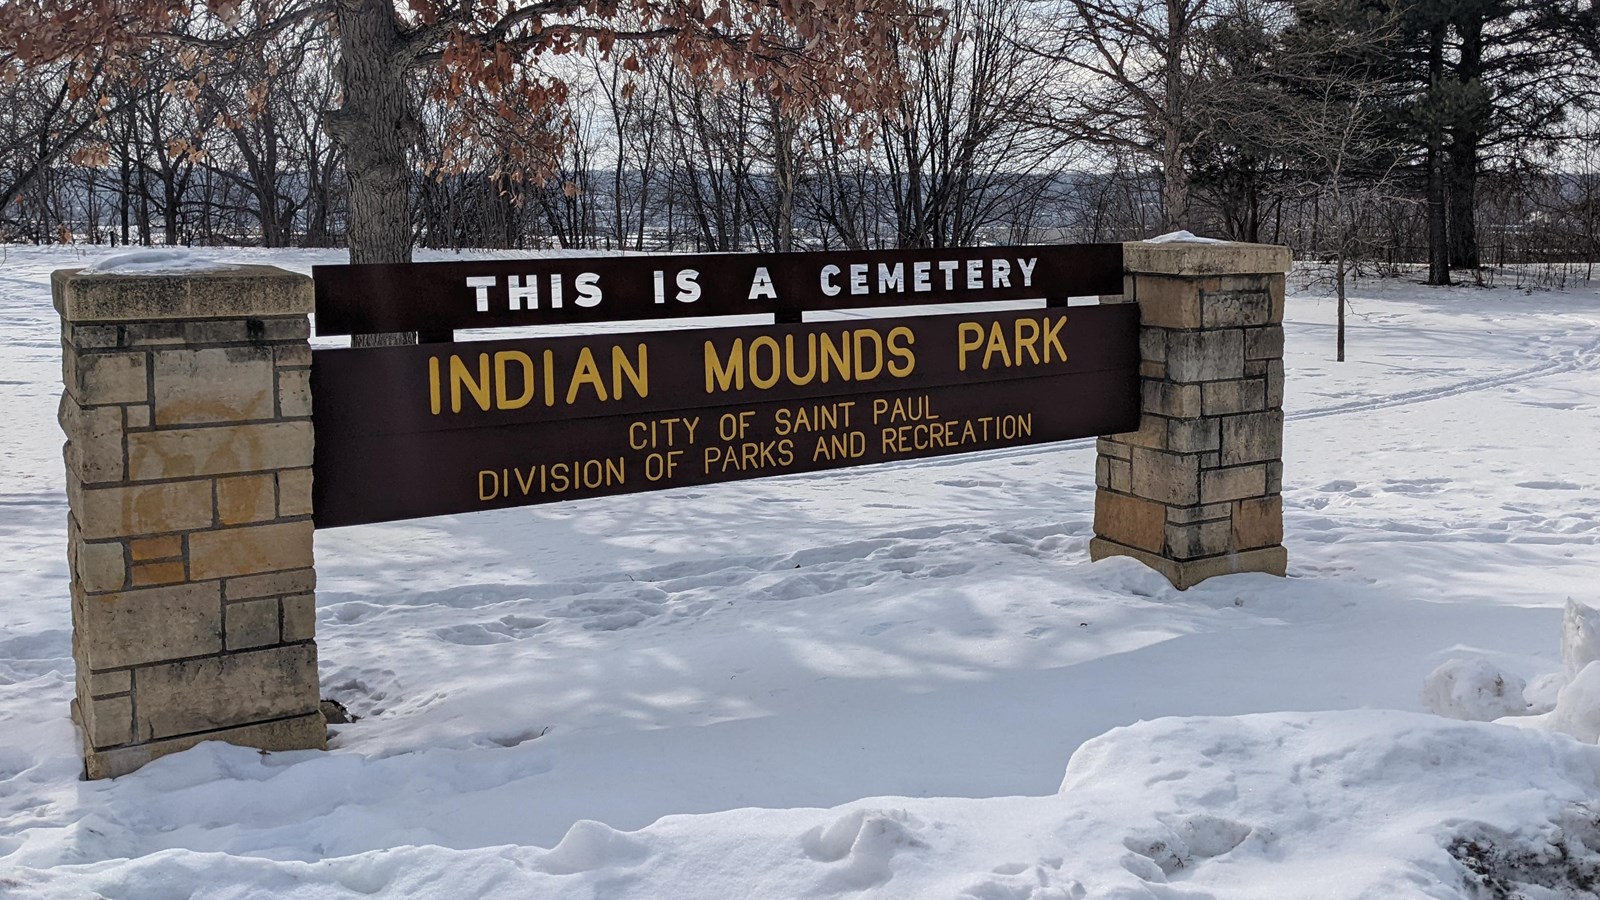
[3,0,1598,287]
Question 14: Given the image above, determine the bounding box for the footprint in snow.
[1517,480,1582,491]
[802,808,927,891]
[1120,814,1253,882]
[433,614,550,645]
[960,858,1081,900]
[1380,477,1452,494]
[936,478,1004,488]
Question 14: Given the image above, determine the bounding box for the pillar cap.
[1123,241,1291,277]
[53,266,313,323]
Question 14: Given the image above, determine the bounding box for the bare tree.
[1031,0,1227,233]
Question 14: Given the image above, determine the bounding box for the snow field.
[1,245,1599,897]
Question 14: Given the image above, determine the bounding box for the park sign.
[60,239,1289,777]
[309,244,1138,527]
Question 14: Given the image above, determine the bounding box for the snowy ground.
[3,244,1599,898]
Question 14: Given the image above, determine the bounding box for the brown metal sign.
[311,244,1123,335]
[312,305,1139,527]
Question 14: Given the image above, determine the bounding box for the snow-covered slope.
[3,245,1598,898]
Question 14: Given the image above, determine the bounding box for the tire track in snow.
[1287,324,1600,423]
[869,316,1600,474]
[851,318,1600,474]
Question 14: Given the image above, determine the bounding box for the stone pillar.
[1091,241,1290,589]
[56,266,325,779]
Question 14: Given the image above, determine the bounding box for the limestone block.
[225,598,281,650]
[1096,437,1132,461]
[282,594,316,643]
[87,695,134,748]
[1220,411,1284,466]
[75,539,127,594]
[182,320,249,345]
[134,643,319,740]
[1123,242,1292,278]
[64,324,122,349]
[1090,539,1287,590]
[188,521,314,581]
[84,711,326,780]
[262,318,311,342]
[1245,325,1284,360]
[1139,328,1168,364]
[224,567,316,601]
[1266,359,1285,408]
[75,581,221,669]
[1094,456,1110,488]
[1202,378,1268,416]
[1200,288,1272,329]
[1233,495,1283,551]
[126,405,151,429]
[1165,330,1245,383]
[1142,382,1202,418]
[126,421,312,482]
[1133,276,1203,329]
[83,669,131,697]
[1093,491,1167,554]
[1165,519,1232,560]
[152,346,275,426]
[67,351,148,405]
[217,473,277,526]
[52,266,313,323]
[124,322,188,346]
[1131,447,1200,506]
[276,468,313,518]
[1217,275,1272,293]
[1106,457,1131,493]
[274,343,312,367]
[130,560,186,587]
[72,478,215,540]
[1167,502,1233,524]
[130,535,183,562]
[1166,417,1220,453]
[1200,465,1268,504]
[1173,545,1287,587]
[61,401,125,483]
[277,367,311,418]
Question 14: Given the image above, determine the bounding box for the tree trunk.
[1426,22,1451,286]
[326,0,419,345]
[1159,0,1190,233]
[1447,140,1479,271]
[1447,15,1483,271]
[1336,247,1347,363]
[771,101,795,253]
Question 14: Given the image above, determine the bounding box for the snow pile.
[1562,598,1600,681]
[1546,664,1600,744]
[1422,657,1529,721]
[79,249,238,275]
[1144,230,1228,244]
[5,712,1599,898]
[1454,599,1600,743]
